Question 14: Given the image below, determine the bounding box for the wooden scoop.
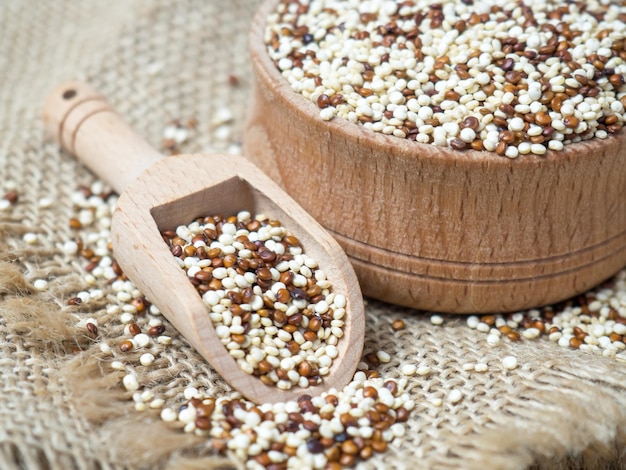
[43,81,365,404]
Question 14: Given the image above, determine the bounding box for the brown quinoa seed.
[569,337,583,349]
[148,325,166,336]
[128,323,141,336]
[86,322,98,336]
[67,296,82,306]
[69,218,82,229]
[3,190,18,204]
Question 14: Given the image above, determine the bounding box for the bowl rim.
[249,0,625,169]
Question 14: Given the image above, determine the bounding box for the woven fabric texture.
[1,1,626,469]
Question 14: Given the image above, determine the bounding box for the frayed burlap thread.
[1,1,626,469]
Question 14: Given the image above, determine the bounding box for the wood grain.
[43,81,365,404]
[244,0,626,313]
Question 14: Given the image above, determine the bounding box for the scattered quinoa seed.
[23,232,38,244]
[463,286,626,358]
[502,355,518,370]
[150,398,165,409]
[161,119,197,155]
[376,350,391,363]
[141,353,155,366]
[161,407,177,422]
[430,314,444,326]
[69,218,82,229]
[38,197,53,208]
[134,333,150,348]
[33,279,48,291]
[123,374,140,392]
[391,319,405,331]
[431,397,443,407]
[448,389,463,403]
[86,322,98,335]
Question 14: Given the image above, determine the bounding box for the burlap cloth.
[1,1,625,469]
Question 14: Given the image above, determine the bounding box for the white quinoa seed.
[502,355,518,370]
[161,408,177,422]
[62,240,79,255]
[33,279,48,291]
[401,364,417,376]
[123,374,140,392]
[376,350,391,363]
[486,334,500,346]
[120,312,134,324]
[149,398,165,409]
[134,333,150,348]
[23,232,38,244]
[38,197,53,208]
[157,335,172,345]
[448,389,463,404]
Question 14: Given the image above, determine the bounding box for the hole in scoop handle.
[42,81,163,194]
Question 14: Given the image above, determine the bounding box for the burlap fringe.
[0,297,79,344]
[0,261,32,296]
[59,349,238,469]
[452,395,626,470]
[0,236,235,469]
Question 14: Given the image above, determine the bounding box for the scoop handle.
[42,81,163,194]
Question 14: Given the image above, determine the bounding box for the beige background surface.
[1,1,625,469]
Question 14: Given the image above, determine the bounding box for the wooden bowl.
[243,0,626,313]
